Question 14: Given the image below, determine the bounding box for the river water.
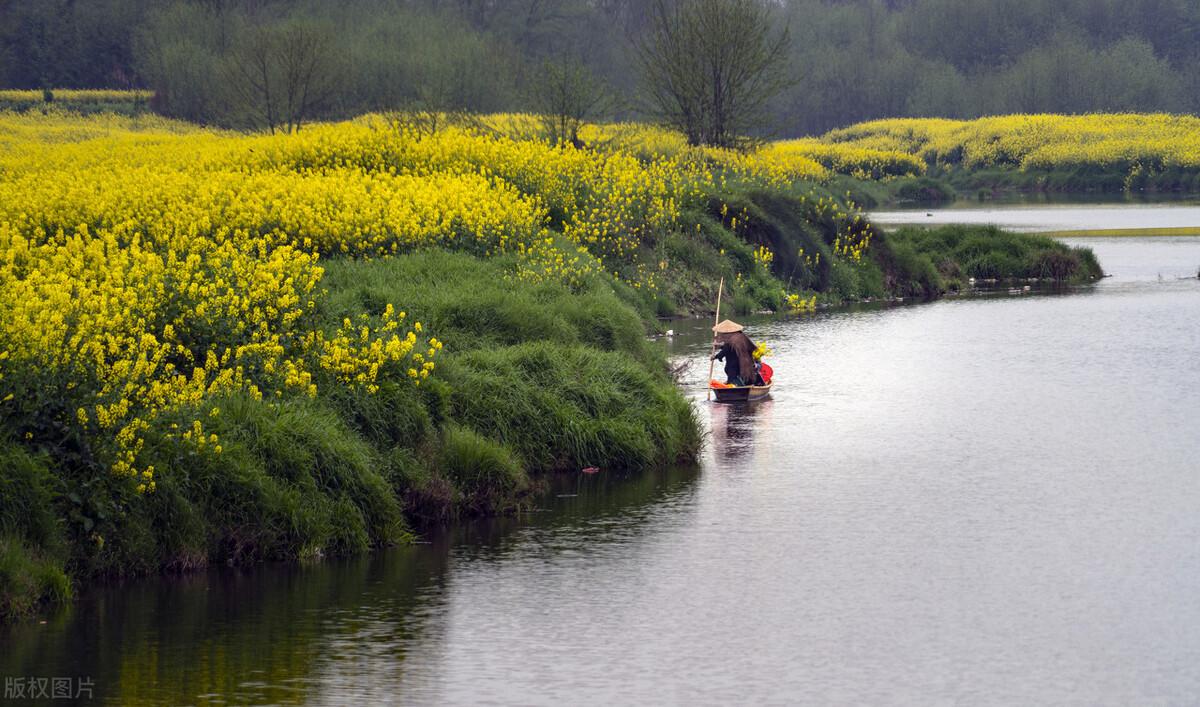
[872,201,1200,233]
[3,219,1200,704]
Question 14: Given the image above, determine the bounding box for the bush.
[885,240,944,297]
[202,396,408,555]
[120,395,411,568]
[0,441,70,619]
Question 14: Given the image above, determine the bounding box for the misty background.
[2,0,1198,136]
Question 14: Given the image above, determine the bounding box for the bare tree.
[224,20,338,134]
[275,21,338,133]
[224,24,277,132]
[637,0,791,147]
[528,57,615,147]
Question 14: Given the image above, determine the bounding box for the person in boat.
[711,319,758,387]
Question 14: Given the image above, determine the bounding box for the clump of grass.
[0,537,70,620]
[0,441,63,555]
[438,425,529,514]
[441,342,700,474]
[0,441,70,619]
[192,395,409,557]
[67,393,414,575]
[891,176,956,204]
[320,251,655,364]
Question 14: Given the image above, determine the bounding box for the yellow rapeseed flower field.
[0,89,154,103]
[822,114,1200,175]
[1,109,851,497]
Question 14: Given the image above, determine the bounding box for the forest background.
[3,0,1199,136]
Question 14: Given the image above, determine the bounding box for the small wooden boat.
[705,277,773,404]
[710,382,773,403]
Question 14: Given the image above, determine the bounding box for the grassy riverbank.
[0,109,1101,620]
[886,226,1103,292]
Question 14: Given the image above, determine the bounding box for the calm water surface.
[872,201,1200,232]
[3,227,1200,704]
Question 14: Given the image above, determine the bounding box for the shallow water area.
[3,214,1200,705]
[872,199,1200,234]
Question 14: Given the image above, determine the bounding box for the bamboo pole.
[706,277,724,401]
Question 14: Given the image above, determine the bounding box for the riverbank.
[6,234,1193,704]
[0,110,1103,621]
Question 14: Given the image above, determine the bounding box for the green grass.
[0,246,709,620]
[0,441,70,618]
[442,342,700,473]
[321,250,658,363]
[887,224,1104,290]
[0,537,70,620]
[2,180,1057,621]
[438,424,530,514]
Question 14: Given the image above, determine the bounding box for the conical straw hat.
[712,319,744,334]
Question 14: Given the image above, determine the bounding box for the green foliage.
[653,208,783,314]
[0,440,71,618]
[892,177,956,204]
[888,224,1104,285]
[0,536,70,620]
[713,189,833,291]
[441,342,700,474]
[438,425,529,513]
[0,441,62,553]
[200,396,408,555]
[320,251,654,365]
[828,258,890,300]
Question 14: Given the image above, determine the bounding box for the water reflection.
[0,466,699,706]
[872,202,1200,233]
[5,234,1200,704]
[708,399,773,463]
[0,543,454,705]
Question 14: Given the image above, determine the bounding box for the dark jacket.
[713,332,757,385]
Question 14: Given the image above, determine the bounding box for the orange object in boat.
[710,379,732,389]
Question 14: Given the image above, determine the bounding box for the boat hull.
[711,383,772,403]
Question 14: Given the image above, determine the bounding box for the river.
[872,200,1200,234]
[3,210,1200,705]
